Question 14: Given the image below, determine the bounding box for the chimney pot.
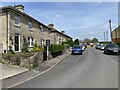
[14,5,24,13]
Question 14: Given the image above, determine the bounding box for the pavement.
[5,47,118,88]
[0,64,29,80]
[2,52,71,88]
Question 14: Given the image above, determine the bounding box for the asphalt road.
[7,47,119,88]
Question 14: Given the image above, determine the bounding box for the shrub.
[32,59,39,69]
[49,44,64,58]
[116,42,120,47]
[33,42,44,52]
[21,36,28,52]
[8,45,14,54]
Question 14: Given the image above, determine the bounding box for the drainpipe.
[115,29,117,43]
[6,12,8,53]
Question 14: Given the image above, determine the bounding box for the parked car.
[95,44,101,49]
[104,43,120,55]
[100,44,105,50]
[71,45,83,55]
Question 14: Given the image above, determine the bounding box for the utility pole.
[106,31,108,42]
[104,32,105,42]
[109,20,112,43]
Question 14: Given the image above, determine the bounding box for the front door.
[14,34,20,52]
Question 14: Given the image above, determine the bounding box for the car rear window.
[73,46,82,48]
[109,44,118,48]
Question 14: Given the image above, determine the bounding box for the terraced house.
[0,5,72,53]
[112,25,120,43]
[48,24,72,44]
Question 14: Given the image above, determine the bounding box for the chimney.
[48,23,54,28]
[14,5,24,13]
[61,31,65,34]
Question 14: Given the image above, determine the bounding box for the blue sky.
[1,2,118,41]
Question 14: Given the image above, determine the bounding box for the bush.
[49,44,64,58]
[33,42,44,52]
[22,36,28,52]
[116,42,120,47]
[8,45,14,54]
[32,59,39,69]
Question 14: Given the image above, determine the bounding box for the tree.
[74,39,79,45]
[91,38,99,43]
[67,39,75,47]
[83,38,91,43]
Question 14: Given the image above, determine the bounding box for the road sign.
[46,39,50,46]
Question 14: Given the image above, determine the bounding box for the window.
[14,16,20,26]
[28,37,34,47]
[41,39,45,46]
[40,25,44,34]
[28,21,33,30]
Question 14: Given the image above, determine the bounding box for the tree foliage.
[91,38,99,43]
[74,39,79,45]
[83,38,91,43]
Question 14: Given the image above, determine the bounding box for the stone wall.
[20,52,43,69]
[0,43,3,53]
[2,52,43,69]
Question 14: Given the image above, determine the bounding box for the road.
[6,47,119,88]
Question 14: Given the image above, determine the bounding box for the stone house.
[0,5,72,53]
[0,5,52,53]
[112,25,120,43]
[48,24,72,44]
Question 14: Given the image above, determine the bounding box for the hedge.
[49,44,64,58]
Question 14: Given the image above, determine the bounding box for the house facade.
[48,24,72,44]
[0,5,52,53]
[112,26,120,43]
[0,5,72,53]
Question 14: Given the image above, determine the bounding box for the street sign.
[46,39,50,46]
[46,39,50,60]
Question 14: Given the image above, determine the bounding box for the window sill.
[29,29,33,31]
[28,46,33,48]
[14,24,20,28]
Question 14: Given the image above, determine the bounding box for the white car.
[100,45,105,50]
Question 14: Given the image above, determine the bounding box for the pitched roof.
[48,26,72,39]
[0,5,52,30]
[1,5,72,39]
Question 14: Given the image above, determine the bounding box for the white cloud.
[55,14,61,18]
[89,2,103,6]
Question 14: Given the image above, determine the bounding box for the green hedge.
[116,42,120,47]
[49,44,64,58]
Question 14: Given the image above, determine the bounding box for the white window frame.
[28,37,34,47]
[40,25,44,35]
[28,21,33,31]
[14,16,20,26]
[41,39,45,46]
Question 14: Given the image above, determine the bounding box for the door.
[14,34,20,52]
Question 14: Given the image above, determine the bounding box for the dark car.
[104,43,120,55]
[71,45,83,55]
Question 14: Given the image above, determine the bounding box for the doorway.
[14,34,20,52]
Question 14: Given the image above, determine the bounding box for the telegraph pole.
[106,31,108,42]
[109,20,112,43]
[104,32,105,42]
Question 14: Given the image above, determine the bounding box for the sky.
[1,2,119,41]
